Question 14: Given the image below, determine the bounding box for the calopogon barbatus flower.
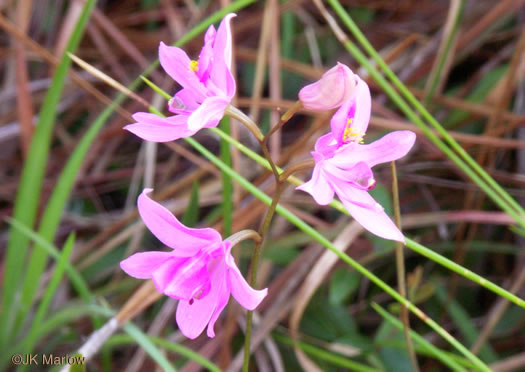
[124,14,236,142]
[297,76,416,242]
[298,62,357,111]
[120,189,267,339]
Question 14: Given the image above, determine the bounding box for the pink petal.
[206,273,230,337]
[213,14,235,70]
[332,131,416,169]
[350,76,371,135]
[329,76,371,147]
[330,98,354,147]
[151,258,178,292]
[298,63,356,111]
[120,251,172,279]
[125,112,195,142]
[339,189,404,242]
[163,255,211,301]
[187,96,230,131]
[224,241,267,311]
[138,189,222,256]
[168,89,201,115]
[325,161,375,190]
[196,25,216,83]
[296,159,334,205]
[176,257,227,339]
[158,42,207,100]
[314,133,338,158]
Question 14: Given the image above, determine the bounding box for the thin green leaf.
[20,233,77,368]
[122,323,177,372]
[105,334,222,372]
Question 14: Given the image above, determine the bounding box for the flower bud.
[298,63,356,110]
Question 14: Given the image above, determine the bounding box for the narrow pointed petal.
[340,190,404,242]
[176,258,226,339]
[299,63,356,110]
[213,13,235,70]
[125,113,195,142]
[332,131,416,169]
[159,42,207,99]
[224,242,267,310]
[187,96,229,131]
[120,251,172,279]
[138,189,222,255]
[296,160,334,205]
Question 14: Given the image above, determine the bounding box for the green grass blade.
[122,323,177,372]
[423,0,465,105]
[1,0,97,342]
[105,335,222,372]
[372,303,469,372]
[6,219,92,303]
[11,0,256,343]
[19,233,76,371]
[220,117,233,236]
[405,239,525,309]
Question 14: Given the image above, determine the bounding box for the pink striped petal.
[138,189,222,256]
[163,255,211,301]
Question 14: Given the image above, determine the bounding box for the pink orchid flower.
[120,189,267,339]
[298,63,357,111]
[297,77,416,242]
[125,14,237,142]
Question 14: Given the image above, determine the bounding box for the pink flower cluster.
[121,13,415,340]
